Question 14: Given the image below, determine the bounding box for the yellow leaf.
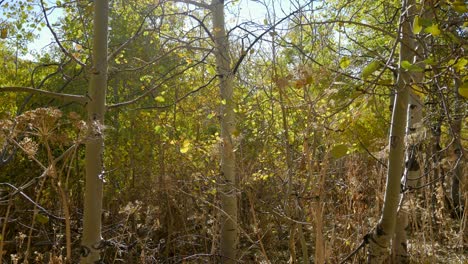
[1,28,7,39]
[155,96,165,103]
[180,140,191,153]
[458,82,468,98]
[330,144,348,159]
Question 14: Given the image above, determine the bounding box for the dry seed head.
[19,137,39,158]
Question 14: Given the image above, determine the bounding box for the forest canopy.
[0,0,466,263]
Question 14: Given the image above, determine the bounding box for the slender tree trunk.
[367,0,414,262]
[451,77,463,218]
[80,0,108,263]
[212,0,238,262]
[393,0,424,259]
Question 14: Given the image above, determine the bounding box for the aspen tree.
[80,0,108,263]
[212,0,238,262]
[367,0,414,261]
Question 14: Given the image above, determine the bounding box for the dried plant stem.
[298,224,309,264]
[0,196,13,264]
[24,175,47,261]
[247,191,271,263]
[57,181,72,263]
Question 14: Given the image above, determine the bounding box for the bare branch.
[134,75,218,110]
[0,86,88,104]
[107,5,160,62]
[232,8,303,75]
[40,0,86,67]
[166,0,211,10]
[0,182,64,221]
[107,49,213,109]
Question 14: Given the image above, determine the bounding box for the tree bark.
[451,77,464,218]
[212,0,238,263]
[393,1,424,260]
[367,0,414,262]
[80,0,108,263]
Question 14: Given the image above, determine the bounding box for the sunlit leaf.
[180,140,191,153]
[155,96,165,103]
[401,60,423,72]
[333,81,348,86]
[340,57,351,69]
[453,58,467,72]
[154,125,162,134]
[401,60,412,70]
[362,60,380,79]
[424,24,440,36]
[413,15,422,34]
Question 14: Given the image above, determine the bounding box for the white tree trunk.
[81,0,108,263]
[393,1,427,260]
[367,0,414,262]
[212,0,238,262]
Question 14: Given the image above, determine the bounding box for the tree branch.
[232,7,304,75]
[166,0,211,10]
[0,87,88,104]
[107,5,159,62]
[40,0,86,67]
[107,49,213,109]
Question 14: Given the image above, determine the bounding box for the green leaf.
[154,125,162,134]
[330,144,348,159]
[451,0,468,13]
[207,112,215,119]
[401,60,423,72]
[453,58,467,72]
[424,24,441,36]
[36,214,49,224]
[401,60,413,69]
[423,57,436,65]
[340,57,351,69]
[155,96,165,103]
[362,60,380,79]
[413,15,422,34]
